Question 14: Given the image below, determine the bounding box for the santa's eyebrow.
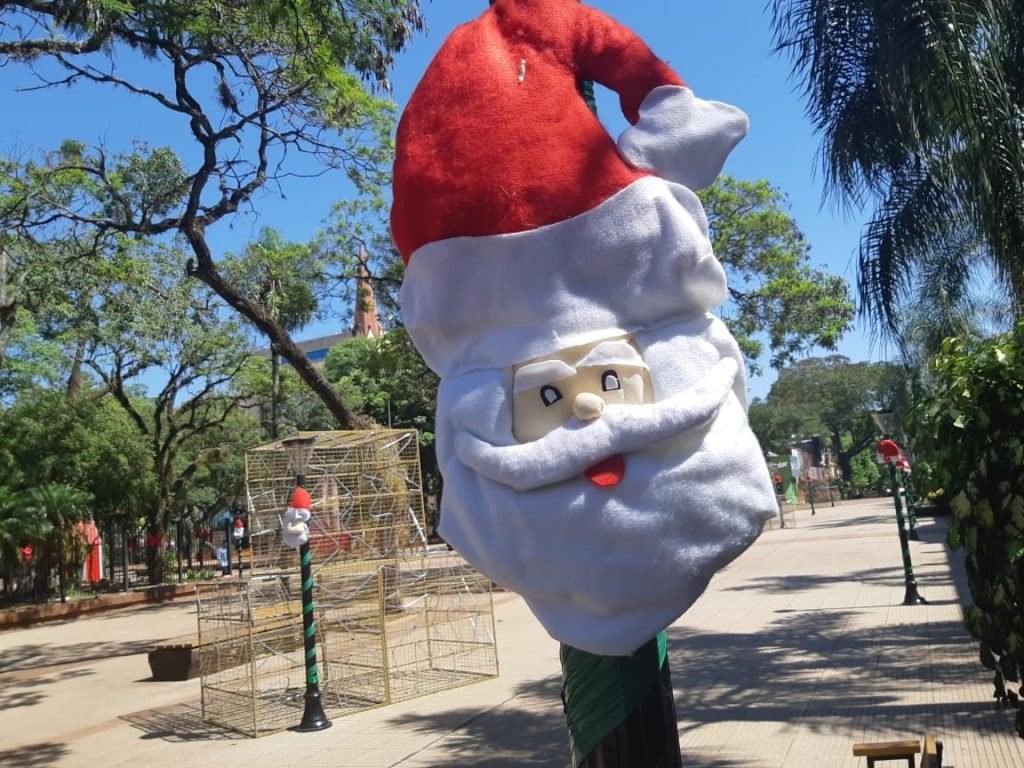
[576,341,648,369]
[513,360,577,393]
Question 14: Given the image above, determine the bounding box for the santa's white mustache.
[454,357,738,492]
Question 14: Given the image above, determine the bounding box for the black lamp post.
[870,409,919,539]
[282,435,332,732]
[876,436,926,605]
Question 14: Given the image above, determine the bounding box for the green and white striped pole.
[294,500,331,731]
[282,436,332,732]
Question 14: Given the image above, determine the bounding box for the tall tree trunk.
[146,521,165,586]
[836,451,854,486]
[184,229,368,430]
[146,494,170,585]
[57,531,66,603]
[0,246,18,369]
[65,336,88,403]
[270,342,281,439]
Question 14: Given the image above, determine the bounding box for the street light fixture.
[869,409,896,437]
[281,435,332,732]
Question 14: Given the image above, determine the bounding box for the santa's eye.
[601,370,621,392]
[539,385,563,407]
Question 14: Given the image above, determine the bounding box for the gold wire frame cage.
[197,429,499,737]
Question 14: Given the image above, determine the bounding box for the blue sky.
[0,1,893,399]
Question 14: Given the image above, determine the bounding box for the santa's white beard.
[435,316,777,656]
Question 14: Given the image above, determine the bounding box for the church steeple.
[352,247,382,339]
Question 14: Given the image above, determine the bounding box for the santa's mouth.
[585,454,626,487]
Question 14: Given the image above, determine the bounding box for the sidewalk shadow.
[0,742,69,768]
[385,675,570,767]
[120,699,245,743]
[0,665,95,711]
[722,566,954,595]
[382,674,774,767]
[795,513,884,530]
[666,608,1015,738]
[0,639,157,674]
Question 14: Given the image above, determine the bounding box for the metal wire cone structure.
[196,429,499,737]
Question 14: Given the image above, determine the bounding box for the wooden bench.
[852,734,942,768]
[920,734,942,768]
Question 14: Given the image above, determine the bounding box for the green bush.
[912,322,1024,737]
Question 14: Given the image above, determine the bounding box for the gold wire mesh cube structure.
[197,430,499,737]
[243,430,430,573]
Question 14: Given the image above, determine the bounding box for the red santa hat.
[394,0,748,377]
[290,487,311,511]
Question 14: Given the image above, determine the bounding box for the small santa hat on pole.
[877,439,902,465]
[393,0,748,378]
[282,487,313,550]
[291,487,311,510]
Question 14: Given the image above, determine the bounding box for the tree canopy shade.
[0,0,425,427]
[770,0,1024,337]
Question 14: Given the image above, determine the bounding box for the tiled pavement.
[2,498,1022,767]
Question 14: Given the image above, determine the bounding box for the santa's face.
[435,321,775,655]
[512,338,653,486]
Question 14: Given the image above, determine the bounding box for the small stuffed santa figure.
[393,0,776,656]
[282,487,313,550]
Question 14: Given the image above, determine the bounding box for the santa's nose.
[573,392,605,421]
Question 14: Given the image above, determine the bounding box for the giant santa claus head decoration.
[392,0,777,655]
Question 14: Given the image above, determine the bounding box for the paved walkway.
[2,498,1022,767]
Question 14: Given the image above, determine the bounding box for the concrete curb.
[0,583,198,630]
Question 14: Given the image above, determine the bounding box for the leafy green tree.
[0,244,17,369]
[911,322,1024,737]
[183,408,262,518]
[234,356,335,437]
[762,356,905,485]
[23,483,92,602]
[82,244,259,583]
[897,235,1014,386]
[0,0,425,427]
[701,176,854,375]
[324,328,441,498]
[847,445,882,497]
[0,174,108,378]
[0,487,51,599]
[221,228,321,438]
[771,0,1024,336]
[0,387,152,524]
[747,400,824,457]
